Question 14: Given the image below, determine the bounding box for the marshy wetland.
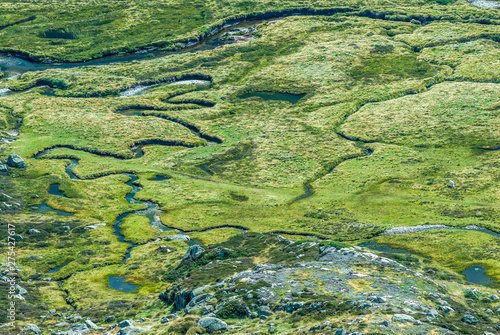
[1,0,500,334]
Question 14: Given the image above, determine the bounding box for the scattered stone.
[0,164,7,172]
[489,294,500,301]
[392,314,416,323]
[7,153,25,168]
[24,255,43,260]
[426,309,439,320]
[368,296,386,303]
[465,288,482,299]
[201,305,214,315]
[485,308,494,315]
[197,317,228,333]
[163,234,190,241]
[49,309,56,314]
[461,314,479,324]
[160,316,170,324]
[71,315,83,323]
[54,322,70,327]
[182,245,205,261]
[24,323,41,334]
[85,319,104,330]
[117,326,151,335]
[258,306,273,319]
[117,320,134,328]
[105,315,115,323]
[382,320,390,327]
[15,284,27,295]
[27,229,40,234]
[71,323,89,334]
[335,329,347,335]
[438,305,454,314]
[85,223,106,229]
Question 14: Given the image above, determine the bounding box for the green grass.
[0,0,498,62]
[2,9,500,331]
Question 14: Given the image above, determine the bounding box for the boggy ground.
[0,5,499,335]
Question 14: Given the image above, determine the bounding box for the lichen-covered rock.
[163,234,190,242]
[7,153,25,168]
[392,314,416,323]
[197,316,227,333]
[182,245,205,261]
[461,314,479,324]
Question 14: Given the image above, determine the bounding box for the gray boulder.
[201,305,214,315]
[426,309,439,320]
[461,314,478,324]
[0,164,7,172]
[71,323,89,334]
[15,284,28,295]
[182,245,205,261]
[392,314,416,323]
[117,326,151,335]
[85,319,104,330]
[54,321,70,327]
[485,308,494,315]
[197,317,228,333]
[335,329,347,335]
[438,305,454,314]
[184,293,214,313]
[7,153,25,168]
[368,296,386,303]
[117,320,134,328]
[24,323,41,334]
[258,306,273,319]
[164,234,190,241]
[489,294,499,301]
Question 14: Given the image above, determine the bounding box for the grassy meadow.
[0,4,500,332]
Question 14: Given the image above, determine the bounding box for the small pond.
[460,265,494,287]
[29,201,75,216]
[238,92,306,104]
[358,241,413,254]
[150,175,169,181]
[108,275,140,292]
[48,183,67,197]
[47,260,72,273]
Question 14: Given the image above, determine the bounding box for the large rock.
[85,319,104,330]
[7,153,25,168]
[392,314,416,323]
[182,245,205,261]
[197,317,228,333]
[461,314,478,324]
[70,323,89,334]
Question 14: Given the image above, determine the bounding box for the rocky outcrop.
[182,245,205,261]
